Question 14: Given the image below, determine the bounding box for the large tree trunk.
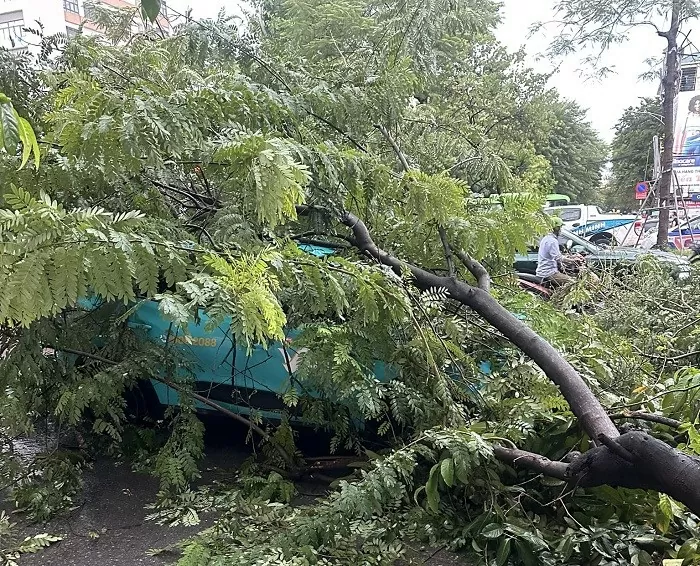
[656,0,681,248]
[334,209,700,517]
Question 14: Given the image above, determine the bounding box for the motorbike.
[516,253,587,301]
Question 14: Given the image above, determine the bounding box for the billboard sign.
[673,91,700,194]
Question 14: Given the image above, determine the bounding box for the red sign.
[635,182,649,200]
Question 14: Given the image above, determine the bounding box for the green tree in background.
[536,96,607,203]
[540,0,699,245]
[605,97,664,211]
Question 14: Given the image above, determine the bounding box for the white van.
[544,205,637,246]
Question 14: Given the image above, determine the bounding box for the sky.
[167,0,667,142]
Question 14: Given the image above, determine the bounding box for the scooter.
[516,273,552,299]
[515,254,587,301]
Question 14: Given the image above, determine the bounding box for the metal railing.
[0,20,24,47]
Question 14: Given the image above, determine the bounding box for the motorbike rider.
[536,216,582,288]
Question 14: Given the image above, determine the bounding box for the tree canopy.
[535,96,607,203]
[540,0,700,244]
[1,1,700,565]
[605,97,663,211]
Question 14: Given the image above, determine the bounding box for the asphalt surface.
[11,417,249,565]
[12,418,467,565]
[20,460,206,566]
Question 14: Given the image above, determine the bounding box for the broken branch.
[609,411,682,429]
[338,209,619,441]
[452,247,491,292]
[493,445,568,479]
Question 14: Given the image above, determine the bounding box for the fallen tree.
[334,209,700,517]
[2,2,700,564]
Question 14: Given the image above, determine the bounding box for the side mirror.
[565,239,574,251]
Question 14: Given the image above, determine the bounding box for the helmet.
[550,216,564,229]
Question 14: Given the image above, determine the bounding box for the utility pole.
[656,0,681,248]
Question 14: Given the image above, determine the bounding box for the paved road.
[15,418,467,565]
[17,417,250,566]
[21,459,206,566]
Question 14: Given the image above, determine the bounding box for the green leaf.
[657,494,673,533]
[514,539,537,566]
[676,539,699,560]
[482,523,504,539]
[425,464,440,513]
[140,0,161,22]
[440,458,455,487]
[632,550,652,566]
[557,535,574,561]
[0,97,19,153]
[16,116,40,170]
[496,537,511,566]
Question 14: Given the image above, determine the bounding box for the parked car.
[636,217,659,236]
[543,204,637,246]
[514,228,691,279]
[638,215,700,250]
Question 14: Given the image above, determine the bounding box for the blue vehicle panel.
[570,218,633,237]
[128,300,303,417]
[77,243,499,420]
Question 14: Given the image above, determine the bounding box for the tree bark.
[495,432,700,516]
[656,0,681,248]
[336,209,700,517]
[339,210,619,441]
[568,431,700,514]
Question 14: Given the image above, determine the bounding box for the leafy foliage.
[0,185,188,326]
[12,451,85,522]
[541,0,700,73]
[535,96,607,203]
[2,1,700,566]
[604,97,663,211]
[0,93,40,169]
[0,511,62,566]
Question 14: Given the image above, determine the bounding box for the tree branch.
[184,223,220,251]
[337,209,619,441]
[150,179,218,211]
[372,126,461,280]
[308,110,368,153]
[437,225,455,277]
[609,411,682,429]
[638,350,700,363]
[495,431,700,518]
[374,123,410,172]
[493,446,568,479]
[452,247,491,292]
[597,433,635,463]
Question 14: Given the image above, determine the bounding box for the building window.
[0,18,24,47]
[161,1,168,16]
[681,67,697,92]
[66,26,79,38]
[63,0,79,13]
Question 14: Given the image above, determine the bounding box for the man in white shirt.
[536,216,575,287]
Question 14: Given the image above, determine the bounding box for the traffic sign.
[635,181,649,200]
